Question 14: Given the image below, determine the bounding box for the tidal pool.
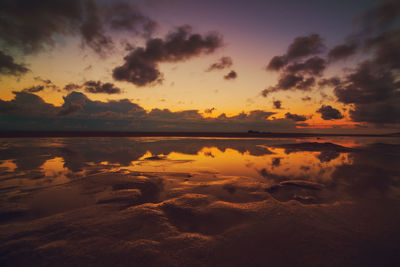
[0,137,399,266]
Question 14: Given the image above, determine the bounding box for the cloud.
[273,100,282,109]
[0,0,156,63]
[64,83,81,91]
[204,107,216,114]
[357,0,400,34]
[328,43,358,61]
[262,1,400,126]
[318,77,341,87]
[286,34,325,60]
[83,81,122,94]
[286,56,326,76]
[22,85,45,93]
[332,29,400,124]
[261,74,314,97]
[285,112,307,122]
[0,50,29,76]
[316,105,344,120]
[302,96,312,101]
[266,34,325,71]
[263,35,325,97]
[112,26,223,86]
[63,81,122,94]
[0,92,302,132]
[224,70,237,80]
[0,91,58,117]
[206,56,233,71]
[266,56,288,71]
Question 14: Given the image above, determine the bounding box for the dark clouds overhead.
[0,0,156,58]
[64,83,81,92]
[332,29,400,124]
[83,81,122,94]
[286,34,325,60]
[357,0,400,33]
[63,81,122,94]
[286,56,326,76]
[0,91,57,117]
[0,51,29,76]
[273,100,282,109]
[285,112,307,122]
[224,70,237,80]
[261,0,400,127]
[204,107,216,114]
[261,74,315,97]
[263,35,326,97]
[317,105,344,120]
[267,34,325,71]
[22,85,45,93]
[112,26,223,86]
[206,56,233,71]
[328,43,358,61]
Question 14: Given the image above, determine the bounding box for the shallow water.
[1,137,399,266]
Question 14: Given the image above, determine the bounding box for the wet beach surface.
[0,137,399,266]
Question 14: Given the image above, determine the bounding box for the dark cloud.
[63,81,122,94]
[204,107,216,114]
[272,100,282,109]
[338,25,400,124]
[349,99,400,124]
[113,26,223,86]
[334,61,397,105]
[0,92,301,132]
[286,56,326,76]
[333,31,400,124]
[224,70,237,80]
[328,43,358,61]
[285,112,307,122]
[302,96,312,101]
[0,50,29,76]
[30,76,60,91]
[318,77,341,87]
[261,73,314,97]
[317,105,344,120]
[275,74,303,90]
[34,76,52,85]
[262,1,400,126]
[22,85,45,93]
[83,81,122,94]
[106,2,157,37]
[266,56,287,71]
[296,77,315,90]
[206,56,233,72]
[286,34,325,60]
[264,35,325,97]
[364,29,400,70]
[64,83,81,91]
[357,0,400,33]
[266,34,324,72]
[0,91,57,117]
[0,0,156,62]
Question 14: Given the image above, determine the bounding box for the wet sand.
[0,138,399,266]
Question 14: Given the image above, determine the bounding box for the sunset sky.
[0,0,399,133]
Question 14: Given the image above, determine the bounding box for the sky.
[0,0,399,133]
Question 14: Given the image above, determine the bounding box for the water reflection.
[0,137,398,203]
[1,137,399,266]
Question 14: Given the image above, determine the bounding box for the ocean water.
[1,137,399,266]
